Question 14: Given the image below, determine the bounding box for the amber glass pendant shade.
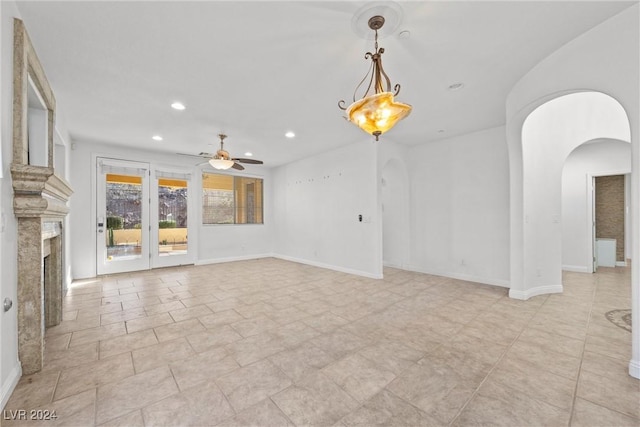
[346,92,412,140]
[339,15,411,141]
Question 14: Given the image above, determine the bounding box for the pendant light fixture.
[339,15,412,141]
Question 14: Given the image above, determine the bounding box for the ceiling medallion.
[339,15,412,141]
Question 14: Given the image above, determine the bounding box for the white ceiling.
[16,1,634,167]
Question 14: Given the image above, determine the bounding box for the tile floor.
[3,258,638,426]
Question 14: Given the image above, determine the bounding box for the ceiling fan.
[179,134,264,170]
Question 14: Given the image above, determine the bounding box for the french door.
[96,158,193,275]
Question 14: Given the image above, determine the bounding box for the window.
[202,172,263,224]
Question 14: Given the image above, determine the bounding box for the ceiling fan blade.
[199,152,216,157]
[176,152,206,158]
[231,162,245,171]
[232,158,263,164]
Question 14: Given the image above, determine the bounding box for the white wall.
[70,140,273,279]
[379,141,410,270]
[506,4,639,377]
[272,141,381,278]
[405,126,510,287]
[1,0,22,409]
[562,139,632,272]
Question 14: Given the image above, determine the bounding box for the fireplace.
[10,18,73,375]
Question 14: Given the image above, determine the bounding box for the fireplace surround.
[11,18,73,375]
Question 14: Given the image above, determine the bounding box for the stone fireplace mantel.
[11,163,72,217]
[11,18,74,375]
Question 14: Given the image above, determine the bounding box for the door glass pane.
[158,178,188,257]
[105,174,143,262]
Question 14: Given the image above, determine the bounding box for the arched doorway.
[509,91,631,300]
[561,139,632,273]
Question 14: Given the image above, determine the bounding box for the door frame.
[586,171,629,272]
[151,165,195,268]
[96,157,151,275]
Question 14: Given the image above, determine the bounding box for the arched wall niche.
[381,157,410,269]
[510,90,631,301]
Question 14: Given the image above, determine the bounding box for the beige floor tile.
[168,305,213,322]
[170,346,239,390]
[186,325,243,353]
[45,316,101,336]
[143,300,186,315]
[576,368,640,418]
[516,327,585,358]
[358,340,424,375]
[131,337,195,373]
[269,342,336,384]
[125,312,174,334]
[99,329,158,359]
[42,341,98,372]
[121,297,162,310]
[3,370,59,410]
[44,333,71,353]
[584,333,631,362]
[217,398,295,427]
[3,389,97,427]
[70,322,127,347]
[100,307,147,326]
[302,312,350,334]
[270,321,322,348]
[95,366,179,425]
[271,371,359,426]
[97,409,144,427]
[142,381,235,426]
[230,314,279,337]
[571,397,640,426]
[225,332,287,366]
[205,297,245,313]
[54,352,135,401]
[309,329,371,360]
[386,358,477,424]
[322,354,396,403]
[340,389,442,427]
[216,359,292,412]
[153,318,205,342]
[487,357,576,410]
[198,309,244,329]
[503,339,582,380]
[453,380,570,426]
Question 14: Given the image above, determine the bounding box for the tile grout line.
[448,292,550,426]
[567,274,600,426]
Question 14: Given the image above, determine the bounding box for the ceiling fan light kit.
[339,14,412,141]
[176,134,264,171]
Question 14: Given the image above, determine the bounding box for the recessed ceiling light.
[152,135,163,141]
[448,83,464,91]
[285,131,295,138]
[244,152,253,157]
[171,102,186,110]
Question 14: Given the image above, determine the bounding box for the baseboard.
[562,265,592,273]
[1,362,22,410]
[629,359,640,379]
[509,284,563,300]
[616,261,628,267]
[404,264,510,288]
[195,253,273,266]
[273,254,383,279]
